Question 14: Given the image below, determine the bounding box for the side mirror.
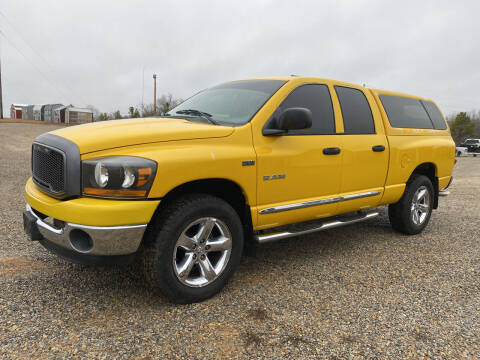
[263,107,313,136]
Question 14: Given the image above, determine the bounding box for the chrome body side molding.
[259,191,381,215]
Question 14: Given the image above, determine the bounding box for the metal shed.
[44,104,64,122]
[54,106,67,124]
[22,105,34,120]
[65,107,93,124]
[33,105,46,121]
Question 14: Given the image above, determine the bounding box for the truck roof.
[242,76,433,103]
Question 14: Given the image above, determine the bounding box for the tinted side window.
[421,100,447,130]
[379,95,433,129]
[277,84,335,135]
[335,86,375,134]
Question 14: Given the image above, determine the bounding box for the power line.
[0,33,3,118]
[0,10,59,75]
[0,10,88,105]
[0,29,71,102]
[0,53,3,119]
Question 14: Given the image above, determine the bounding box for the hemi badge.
[242,160,255,166]
[263,174,286,181]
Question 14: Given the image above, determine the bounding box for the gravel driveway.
[1,122,479,359]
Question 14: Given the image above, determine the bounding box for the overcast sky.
[1,0,479,117]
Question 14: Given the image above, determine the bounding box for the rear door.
[333,84,388,213]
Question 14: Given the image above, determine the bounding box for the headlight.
[82,156,157,199]
[94,162,109,188]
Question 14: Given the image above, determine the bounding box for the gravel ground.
[0,122,479,359]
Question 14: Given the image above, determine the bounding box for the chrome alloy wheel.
[411,186,430,225]
[173,217,232,287]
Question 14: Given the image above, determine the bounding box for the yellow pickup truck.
[23,76,455,303]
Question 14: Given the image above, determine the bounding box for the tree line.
[86,93,183,122]
[447,110,480,145]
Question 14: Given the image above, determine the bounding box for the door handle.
[323,147,341,155]
[372,145,386,152]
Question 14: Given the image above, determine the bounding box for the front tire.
[142,194,244,303]
[388,175,434,235]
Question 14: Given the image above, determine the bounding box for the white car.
[456,146,468,156]
[460,138,480,155]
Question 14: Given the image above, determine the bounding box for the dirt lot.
[0,122,479,359]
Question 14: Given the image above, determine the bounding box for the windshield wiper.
[175,109,218,125]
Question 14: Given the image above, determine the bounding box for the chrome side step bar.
[254,211,379,244]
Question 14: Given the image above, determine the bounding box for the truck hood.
[49,117,235,154]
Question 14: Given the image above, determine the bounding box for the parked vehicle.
[23,77,455,303]
[456,147,468,156]
[460,139,480,155]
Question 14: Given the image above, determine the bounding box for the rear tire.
[142,194,244,303]
[388,175,434,235]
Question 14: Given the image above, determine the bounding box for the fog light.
[69,229,93,253]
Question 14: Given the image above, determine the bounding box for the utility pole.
[0,58,3,119]
[153,74,157,116]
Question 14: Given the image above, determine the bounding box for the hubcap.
[411,186,430,225]
[173,217,232,287]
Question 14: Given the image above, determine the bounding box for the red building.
[10,104,24,119]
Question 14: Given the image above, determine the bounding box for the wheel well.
[151,179,253,239]
[411,162,436,181]
[410,163,439,209]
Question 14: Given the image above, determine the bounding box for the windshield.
[167,80,286,125]
[464,139,479,144]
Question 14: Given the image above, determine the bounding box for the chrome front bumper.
[25,204,147,256]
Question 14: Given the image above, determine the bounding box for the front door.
[253,83,344,229]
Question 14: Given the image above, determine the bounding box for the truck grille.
[32,144,65,193]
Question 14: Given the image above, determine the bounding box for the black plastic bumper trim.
[23,210,44,241]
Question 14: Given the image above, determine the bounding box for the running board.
[254,211,379,244]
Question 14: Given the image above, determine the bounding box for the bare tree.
[128,106,140,118]
[86,105,101,121]
[469,110,480,138]
[111,110,122,119]
[138,93,183,117]
[140,103,155,117]
[97,113,110,121]
[157,93,183,115]
[84,92,183,122]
